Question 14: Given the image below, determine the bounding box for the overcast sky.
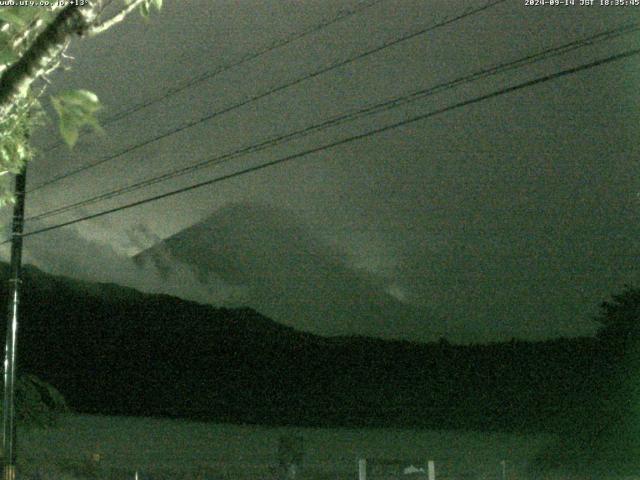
[2,0,640,343]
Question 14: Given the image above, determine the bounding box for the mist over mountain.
[133,202,436,341]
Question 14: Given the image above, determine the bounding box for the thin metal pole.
[2,168,27,480]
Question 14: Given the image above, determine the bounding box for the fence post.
[501,460,506,480]
[427,460,435,480]
[358,458,366,480]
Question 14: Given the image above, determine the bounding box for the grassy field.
[15,414,556,479]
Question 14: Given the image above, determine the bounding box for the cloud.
[18,221,244,307]
[134,202,440,341]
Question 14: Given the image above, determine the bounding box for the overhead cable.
[26,22,640,223]
[13,46,640,242]
[29,0,506,194]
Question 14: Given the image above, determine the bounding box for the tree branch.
[0,3,101,120]
[87,0,146,37]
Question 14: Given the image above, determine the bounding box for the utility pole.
[2,168,27,480]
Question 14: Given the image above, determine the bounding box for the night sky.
[2,0,640,343]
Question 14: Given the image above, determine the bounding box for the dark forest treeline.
[0,263,630,438]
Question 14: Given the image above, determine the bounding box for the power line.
[12,46,640,243]
[28,0,507,194]
[25,22,640,223]
[39,0,386,154]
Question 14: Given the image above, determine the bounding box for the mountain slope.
[134,202,432,340]
[0,262,602,432]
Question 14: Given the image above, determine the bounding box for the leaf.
[57,111,79,148]
[57,89,101,112]
[0,47,17,66]
[0,7,41,27]
[51,90,103,148]
[139,0,162,18]
[0,189,15,207]
[0,8,27,27]
[139,1,150,18]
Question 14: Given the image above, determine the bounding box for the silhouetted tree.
[596,285,640,353]
[0,1,162,203]
[536,286,640,475]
